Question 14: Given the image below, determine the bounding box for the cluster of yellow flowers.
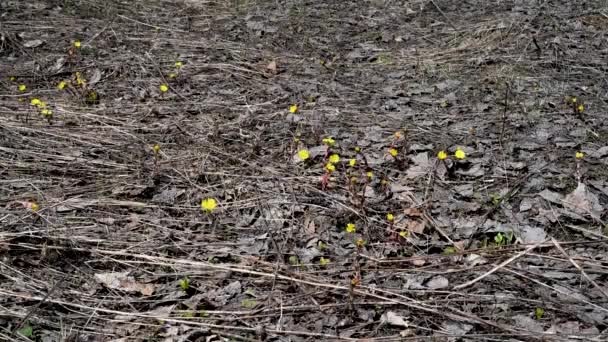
[30,98,53,118]
[437,148,466,160]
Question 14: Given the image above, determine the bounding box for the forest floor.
[1,0,608,341]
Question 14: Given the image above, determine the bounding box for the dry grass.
[1,0,608,341]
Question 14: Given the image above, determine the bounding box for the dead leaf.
[266,60,277,73]
[381,311,409,327]
[407,220,425,234]
[405,153,430,179]
[95,272,155,295]
[425,275,449,289]
[404,207,423,217]
[88,69,102,85]
[23,39,44,48]
[410,258,426,266]
[563,182,603,220]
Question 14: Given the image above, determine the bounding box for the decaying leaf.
[381,311,409,327]
[95,272,155,295]
[563,182,602,220]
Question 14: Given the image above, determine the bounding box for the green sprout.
[179,276,189,292]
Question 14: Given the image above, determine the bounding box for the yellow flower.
[345,223,356,233]
[30,98,41,106]
[571,97,577,103]
[160,84,169,92]
[201,198,217,212]
[73,40,81,48]
[354,146,361,153]
[40,109,53,117]
[399,231,408,238]
[319,257,330,266]
[169,73,177,79]
[18,84,26,92]
[325,163,336,172]
[389,148,398,157]
[289,104,298,113]
[349,159,356,167]
[366,171,373,179]
[153,144,161,153]
[355,239,365,248]
[30,202,39,211]
[329,154,340,163]
[575,152,584,159]
[298,149,310,161]
[37,101,47,108]
[454,148,466,160]
[387,213,394,222]
[577,104,584,113]
[322,137,335,146]
[175,61,183,68]
[437,150,448,160]
[9,76,16,81]
[57,81,67,90]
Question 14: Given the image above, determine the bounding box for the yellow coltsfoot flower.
[322,137,335,146]
[437,150,448,160]
[575,151,584,159]
[298,149,310,161]
[389,148,398,157]
[201,198,217,212]
[328,154,340,163]
[454,148,466,160]
[289,104,298,113]
[345,223,356,233]
[159,84,169,92]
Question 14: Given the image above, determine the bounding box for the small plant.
[319,256,330,266]
[534,307,545,320]
[317,241,327,251]
[493,231,514,248]
[241,298,258,309]
[575,151,584,182]
[16,324,33,338]
[179,276,189,292]
[288,255,299,266]
[443,246,457,255]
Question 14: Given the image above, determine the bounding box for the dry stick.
[454,240,544,290]
[11,276,66,338]
[550,237,608,300]
[499,81,510,147]
[43,246,520,333]
[0,289,348,340]
[430,0,457,31]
